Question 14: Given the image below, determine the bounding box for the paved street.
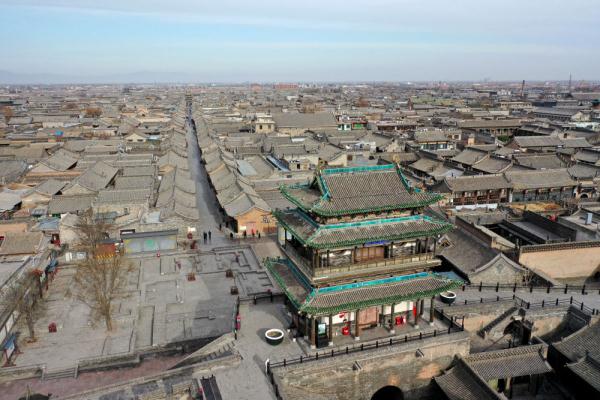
[186,114,231,249]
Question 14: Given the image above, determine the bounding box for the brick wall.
[275,333,470,400]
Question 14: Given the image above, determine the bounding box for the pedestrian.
[219,223,222,231]
[203,231,207,244]
[230,232,234,240]
[243,230,247,239]
[208,231,212,241]
[258,231,261,239]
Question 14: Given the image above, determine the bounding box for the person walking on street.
[208,231,212,241]
[258,231,261,239]
[230,232,234,240]
[203,232,207,244]
[219,223,222,231]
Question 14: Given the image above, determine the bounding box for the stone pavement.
[14,266,136,371]
[211,301,304,400]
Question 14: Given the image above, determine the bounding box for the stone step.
[43,366,76,380]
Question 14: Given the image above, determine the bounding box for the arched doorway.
[371,385,404,400]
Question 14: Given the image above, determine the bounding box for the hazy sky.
[1,0,599,83]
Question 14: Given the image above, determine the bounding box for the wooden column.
[413,299,420,328]
[310,316,316,349]
[328,314,333,346]
[430,296,435,323]
[389,303,396,334]
[420,299,425,317]
[354,309,361,340]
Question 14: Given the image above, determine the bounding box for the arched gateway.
[371,385,404,400]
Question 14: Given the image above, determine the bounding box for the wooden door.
[355,246,384,263]
[359,306,379,327]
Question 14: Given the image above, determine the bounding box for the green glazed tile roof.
[265,257,461,316]
[274,209,453,250]
[280,163,442,217]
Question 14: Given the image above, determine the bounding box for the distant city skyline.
[1,0,599,84]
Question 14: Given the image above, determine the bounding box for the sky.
[0,0,599,83]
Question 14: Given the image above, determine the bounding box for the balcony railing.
[281,244,437,281]
[314,253,436,278]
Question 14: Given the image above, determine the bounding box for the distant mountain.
[0,70,205,84]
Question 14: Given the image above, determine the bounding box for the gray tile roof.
[459,119,521,129]
[464,344,551,379]
[505,169,577,190]
[48,195,94,214]
[68,161,118,192]
[554,320,600,361]
[122,165,156,177]
[40,149,79,171]
[513,154,567,170]
[33,179,67,196]
[472,156,511,174]
[567,355,600,392]
[114,176,155,190]
[272,112,337,129]
[451,148,489,166]
[512,136,563,148]
[443,174,511,192]
[0,232,44,255]
[95,188,151,204]
[435,359,506,400]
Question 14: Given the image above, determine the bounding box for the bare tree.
[71,209,133,331]
[75,209,113,258]
[0,272,45,342]
[73,252,133,331]
[84,107,102,118]
[1,106,13,123]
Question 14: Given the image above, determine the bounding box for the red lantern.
[413,304,417,317]
[342,326,350,335]
[395,316,403,326]
[338,312,346,319]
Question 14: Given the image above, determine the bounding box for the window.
[259,124,263,130]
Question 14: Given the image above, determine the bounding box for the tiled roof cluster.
[441,168,578,192]
[156,118,199,221]
[435,345,551,400]
[64,161,119,193]
[196,117,270,218]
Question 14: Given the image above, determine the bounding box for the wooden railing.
[281,245,436,280]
